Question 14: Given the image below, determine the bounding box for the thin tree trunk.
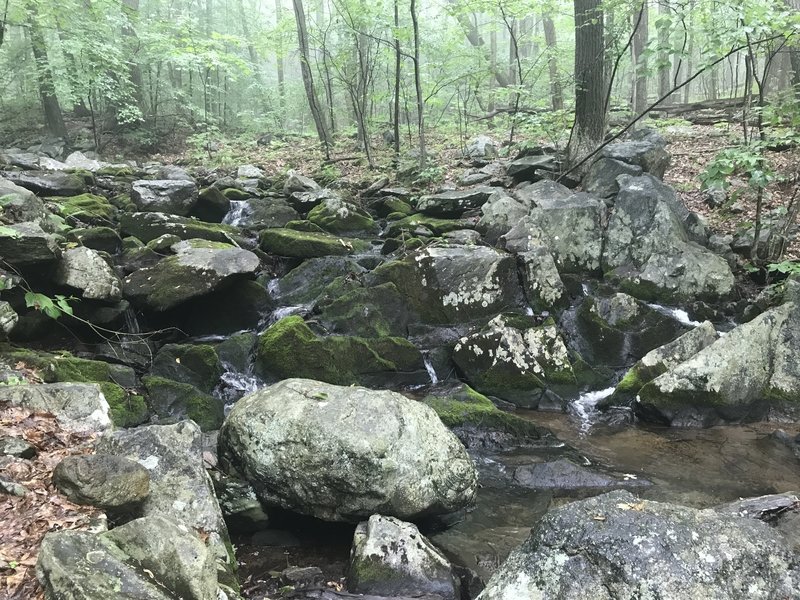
[446,0,510,88]
[410,0,426,168]
[292,0,331,152]
[658,1,671,102]
[508,17,518,86]
[28,8,67,139]
[542,14,563,111]
[122,0,146,116]
[275,0,286,113]
[393,0,401,157]
[489,25,497,116]
[631,1,648,115]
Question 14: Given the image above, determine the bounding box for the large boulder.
[259,227,370,258]
[597,139,671,178]
[218,378,478,522]
[452,314,576,407]
[232,198,300,230]
[636,300,800,426]
[477,490,800,600]
[348,514,459,599]
[369,246,524,324]
[119,212,242,244]
[0,222,60,266]
[52,454,150,510]
[602,174,734,302]
[0,383,111,432]
[0,177,47,225]
[308,197,375,232]
[3,170,87,196]
[477,190,531,243]
[416,186,496,217]
[54,247,122,302]
[123,242,259,311]
[97,421,237,586]
[583,157,643,200]
[37,515,219,600]
[131,179,199,216]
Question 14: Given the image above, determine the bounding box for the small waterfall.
[261,304,311,329]
[215,362,264,412]
[646,303,702,327]
[123,307,141,334]
[222,200,252,226]
[423,353,439,385]
[569,387,615,434]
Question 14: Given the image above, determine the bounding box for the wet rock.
[0,177,47,225]
[598,139,671,179]
[607,321,717,406]
[255,316,423,386]
[131,179,199,216]
[97,421,236,584]
[369,246,524,324]
[0,222,60,266]
[123,242,259,311]
[348,514,459,599]
[308,197,375,232]
[219,378,478,522]
[150,343,223,393]
[477,190,530,243]
[37,515,219,600]
[478,490,800,600]
[583,157,643,200]
[603,174,734,302]
[416,186,496,217]
[316,281,413,338]
[0,383,111,432]
[273,256,366,306]
[52,454,150,510]
[283,170,321,195]
[452,314,576,408]
[716,492,800,522]
[636,301,800,426]
[191,186,231,222]
[119,211,243,244]
[142,376,223,431]
[54,247,122,302]
[259,227,370,258]
[513,458,648,491]
[282,566,325,590]
[0,435,36,459]
[3,170,87,196]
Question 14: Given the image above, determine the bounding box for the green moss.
[101,383,149,428]
[50,355,112,382]
[284,220,326,233]
[308,200,375,233]
[150,343,222,393]
[637,381,727,409]
[142,375,223,431]
[118,213,244,244]
[222,187,250,200]
[53,193,117,223]
[259,227,370,258]
[96,166,136,177]
[348,556,407,590]
[385,214,472,237]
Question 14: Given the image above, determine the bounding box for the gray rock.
[3,170,87,196]
[442,229,481,245]
[54,247,122,301]
[0,222,60,266]
[131,179,199,216]
[237,164,264,179]
[283,170,320,195]
[603,174,734,301]
[288,187,341,213]
[465,135,499,160]
[37,515,218,600]
[64,151,102,172]
[506,155,557,181]
[716,492,800,522]
[0,476,27,496]
[0,177,47,225]
[0,301,18,339]
[123,243,259,311]
[234,197,300,229]
[514,179,573,206]
[0,383,111,432]
[477,190,530,243]
[416,186,496,217]
[369,246,524,324]
[583,157,643,199]
[0,150,39,170]
[156,165,195,181]
[38,156,69,171]
[517,247,566,312]
[0,435,36,458]
[119,213,243,245]
[97,421,236,583]
[348,515,458,599]
[275,256,366,306]
[477,490,800,600]
[308,196,375,232]
[636,301,800,426]
[52,454,150,509]
[219,378,478,522]
[598,140,671,178]
[514,458,648,490]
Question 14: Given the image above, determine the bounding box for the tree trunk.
[446,0,510,87]
[292,0,331,150]
[567,0,605,169]
[508,17,518,86]
[542,14,563,111]
[121,0,146,117]
[488,25,497,115]
[658,1,671,102]
[410,0,426,168]
[631,1,648,116]
[28,8,67,139]
[393,0,401,156]
[275,0,286,113]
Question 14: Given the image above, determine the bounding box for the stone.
[37,515,219,600]
[3,171,87,196]
[0,383,111,432]
[97,421,236,584]
[477,190,530,243]
[283,170,320,195]
[465,135,499,160]
[0,302,18,339]
[64,151,102,172]
[149,343,222,393]
[517,247,566,312]
[52,454,150,509]
[0,222,60,266]
[452,314,576,407]
[603,174,734,302]
[54,247,122,301]
[384,214,475,238]
[369,246,524,324]
[0,177,47,225]
[66,227,122,254]
[607,321,718,406]
[119,212,243,244]
[348,515,458,599]
[416,186,496,217]
[237,164,264,179]
[583,157,643,200]
[123,243,260,311]
[598,140,671,179]
[316,281,414,338]
[259,227,370,258]
[142,376,224,431]
[54,193,116,224]
[477,490,800,600]
[131,179,199,216]
[308,197,375,232]
[513,458,649,491]
[506,155,557,181]
[191,186,231,223]
[274,256,366,306]
[156,165,194,181]
[0,435,36,458]
[218,378,478,522]
[233,197,300,229]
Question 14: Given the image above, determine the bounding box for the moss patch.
[259,227,370,258]
[142,375,223,431]
[53,193,117,223]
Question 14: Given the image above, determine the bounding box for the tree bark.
[657,0,671,102]
[275,0,286,113]
[567,0,605,169]
[542,13,563,111]
[393,0,401,156]
[631,1,648,115]
[410,0,426,168]
[292,0,331,150]
[28,8,67,139]
[446,0,510,88]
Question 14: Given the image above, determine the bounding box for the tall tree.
[410,0,426,168]
[631,1,648,115]
[27,6,67,139]
[542,13,563,111]
[566,0,605,169]
[292,0,331,150]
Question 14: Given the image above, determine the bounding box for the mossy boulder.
[66,227,122,254]
[142,375,223,431]
[259,227,370,258]
[119,212,244,245]
[369,197,414,218]
[384,214,474,238]
[192,186,231,222]
[316,281,414,337]
[308,197,375,233]
[149,344,223,393]
[53,193,116,224]
[222,187,251,200]
[100,383,149,428]
[256,316,423,385]
[423,384,551,449]
[452,314,577,408]
[273,256,366,306]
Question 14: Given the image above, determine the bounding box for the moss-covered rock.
[259,227,370,258]
[192,186,231,223]
[384,214,473,238]
[221,187,250,200]
[66,226,122,254]
[149,343,223,394]
[119,212,244,244]
[53,193,117,224]
[142,375,223,431]
[256,316,423,385]
[100,383,149,428]
[308,197,375,233]
[316,281,414,337]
